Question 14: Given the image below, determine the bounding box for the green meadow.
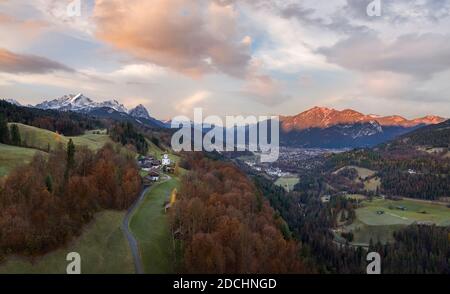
[356,198,450,226]
[0,143,45,177]
[0,211,134,274]
[129,176,180,274]
[9,123,111,151]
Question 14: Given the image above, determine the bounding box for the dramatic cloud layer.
[241,74,291,106]
[319,33,450,78]
[0,0,449,118]
[0,48,73,74]
[94,0,251,77]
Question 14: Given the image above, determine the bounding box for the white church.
[162,154,171,166]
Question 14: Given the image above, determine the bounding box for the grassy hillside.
[0,143,45,177]
[0,210,134,274]
[129,176,180,274]
[9,123,111,151]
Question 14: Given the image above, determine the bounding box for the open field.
[345,219,404,245]
[340,197,450,246]
[333,165,376,179]
[10,123,111,151]
[0,143,46,177]
[129,176,180,274]
[364,177,381,192]
[345,194,368,201]
[356,198,450,226]
[275,176,299,192]
[69,130,111,151]
[0,211,134,274]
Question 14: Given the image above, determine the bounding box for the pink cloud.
[93,0,251,78]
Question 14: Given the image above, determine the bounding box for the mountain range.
[30,93,165,128]
[280,107,445,130]
[2,95,447,148]
[276,107,446,148]
[36,93,130,114]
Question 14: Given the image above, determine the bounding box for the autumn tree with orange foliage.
[170,153,312,274]
[0,142,141,258]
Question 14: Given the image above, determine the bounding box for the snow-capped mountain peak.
[36,93,93,111]
[70,93,93,105]
[35,94,128,113]
[98,99,128,113]
[129,104,151,120]
[2,98,22,106]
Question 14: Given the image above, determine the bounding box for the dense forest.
[371,225,450,274]
[0,100,102,136]
[0,142,141,260]
[109,121,149,155]
[170,153,311,273]
[253,174,365,273]
[252,173,450,274]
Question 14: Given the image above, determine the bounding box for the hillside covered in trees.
[253,174,450,274]
[320,119,450,201]
[0,142,141,259]
[327,148,450,200]
[389,119,450,148]
[170,154,312,273]
[109,121,149,155]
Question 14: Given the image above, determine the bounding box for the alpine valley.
[7,95,446,149]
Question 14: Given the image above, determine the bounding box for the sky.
[0,0,450,120]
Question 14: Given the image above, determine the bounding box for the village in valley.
[137,152,179,213]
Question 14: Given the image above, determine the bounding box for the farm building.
[146,171,160,182]
[163,165,175,173]
[321,195,331,203]
[138,156,161,170]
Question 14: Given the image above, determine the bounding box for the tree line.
[0,114,21,146]
[0,100,102,136]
